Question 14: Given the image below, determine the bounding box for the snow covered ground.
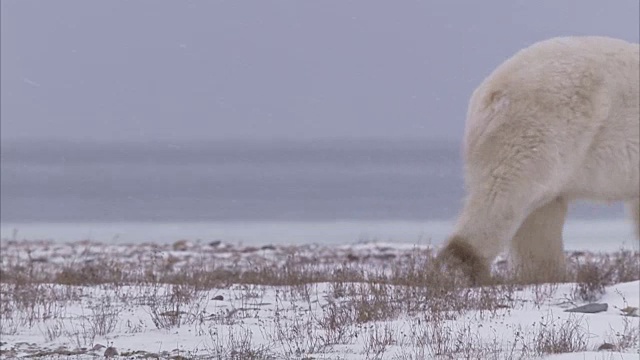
[0,238,638,359]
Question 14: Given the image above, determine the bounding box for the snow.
[0,237,638,359]
[2,279,638,358]
[545,353,639,360]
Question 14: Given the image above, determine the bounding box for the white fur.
[444,36,639,282]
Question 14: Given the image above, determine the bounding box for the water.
[1,139,466,222]
[0,139,631,247]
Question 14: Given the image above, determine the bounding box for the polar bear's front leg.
[510,197,568,284]
[437,185,546,285]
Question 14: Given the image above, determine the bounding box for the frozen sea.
[1,139,635,250]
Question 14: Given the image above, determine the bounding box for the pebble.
[104,346,118,358]
[565,303,608,313]
[597,342,616,351]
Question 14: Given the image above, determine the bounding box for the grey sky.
[1,1,638,142]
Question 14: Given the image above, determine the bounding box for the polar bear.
[437,36,639,284]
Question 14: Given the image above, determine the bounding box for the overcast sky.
[1,0,638,142]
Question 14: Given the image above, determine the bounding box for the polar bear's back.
[465,36,639,153]
[490,36,639,136]
[463,36,639,202]
[485,36,638,94]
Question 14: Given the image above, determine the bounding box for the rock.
[261,244,276,251]
[597,342,616,351]
[209,240,222,247]
[104,346,118,358]
[373,253,396,261]
[0,350,17,358]
[172,239,189,251]
[212,295,224,301]
[565,303,608,313]
[619,306,639,317]
[241,246,258,253]
[160,310,187,317]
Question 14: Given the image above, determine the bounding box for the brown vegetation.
[0,239,638,358]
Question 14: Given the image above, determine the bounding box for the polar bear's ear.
[436,236,491,286]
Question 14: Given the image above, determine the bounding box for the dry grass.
[531,311,588,355]
[568,250,640,302]
[0,239,638,358]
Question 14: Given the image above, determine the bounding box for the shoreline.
[1,218,637,252]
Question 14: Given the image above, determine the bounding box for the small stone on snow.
[565,303,608,313]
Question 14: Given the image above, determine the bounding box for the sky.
[1,0,638,142]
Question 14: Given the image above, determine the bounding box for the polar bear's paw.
[436,237,492,286]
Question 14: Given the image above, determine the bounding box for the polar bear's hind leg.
[510,197,569,284]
